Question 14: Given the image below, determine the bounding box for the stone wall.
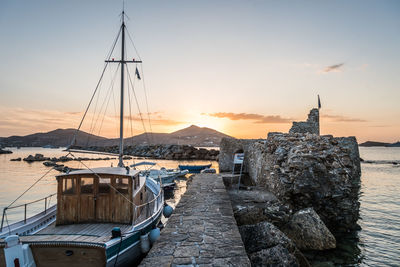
[219,132,361,233]
[289,108,320,135]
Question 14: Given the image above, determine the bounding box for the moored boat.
[0,8,163,267]
[178,164,212,173]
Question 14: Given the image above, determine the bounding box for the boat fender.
[140,233,150,253]
[111,227,121,239]
[4,235,36,267]
[149,228,160,244]
[163,205,173,218]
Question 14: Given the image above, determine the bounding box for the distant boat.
[131,161,189,184]
[178,164,212,173]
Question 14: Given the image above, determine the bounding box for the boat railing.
[0,193,56,232]
[133,181,163,225]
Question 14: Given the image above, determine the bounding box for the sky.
[0,0,399,142]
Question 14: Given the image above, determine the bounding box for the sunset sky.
[0,1,399,142]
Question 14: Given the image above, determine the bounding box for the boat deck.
[0,222,132,245]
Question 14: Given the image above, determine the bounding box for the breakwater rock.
[22,153,115,163]
[0,148,12,154]
[75,144,219,160]
[220,132,361,233]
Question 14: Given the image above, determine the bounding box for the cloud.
[321,114,367,122]
[205,112,292,124]
[323,63,344,73]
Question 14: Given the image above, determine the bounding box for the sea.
[0,146,399,266]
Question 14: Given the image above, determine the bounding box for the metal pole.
[0,208,6,232]
[24,204,27,224]
[118,12,126,167]
[237,161,244,191]
[44,197,47,214]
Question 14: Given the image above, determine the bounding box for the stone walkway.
[140,173,250,267]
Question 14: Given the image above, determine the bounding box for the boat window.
[99,178,111,194]
[62,178,76,195]
[116,177,129,195]
[80,177,94,194]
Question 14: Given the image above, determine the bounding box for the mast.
[105,10,142,167]
[119,11,126,167]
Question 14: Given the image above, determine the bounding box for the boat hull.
[178,164,212,173]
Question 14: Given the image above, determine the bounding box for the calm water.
[0,147,399,266]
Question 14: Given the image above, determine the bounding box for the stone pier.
[140,173,251,267]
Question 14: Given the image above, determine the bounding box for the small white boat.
[131,162,189,184]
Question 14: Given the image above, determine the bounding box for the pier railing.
[0,193,56,232]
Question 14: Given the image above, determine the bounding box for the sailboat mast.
[118,12,126,167]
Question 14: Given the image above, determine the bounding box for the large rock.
[239,222,299,266]
[282,208,336,250]
[228,189,291,228]
[220,131,361,233]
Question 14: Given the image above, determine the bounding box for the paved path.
[140,173,250,267]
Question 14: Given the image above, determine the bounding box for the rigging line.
[69,27,121,148]
[97,64,121,138]
[126,69,135,151]
[6,167,56,209]
[126,65,150,144]
[68,153,136,205]
[138,64,154,144]
[85,71,104,147]
[126,30,153,143]
[86,64,120,148]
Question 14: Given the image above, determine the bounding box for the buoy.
[163,205,173,218]
[149,228,160,244]
[140,233,150,253]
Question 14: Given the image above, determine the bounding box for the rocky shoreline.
[71,144,219,160]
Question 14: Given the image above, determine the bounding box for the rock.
[10,157,21,161]
[249,245,299,267]
[23,153,50,162]
[200,168,216,173]
[282,208,336,250]
[228,189,291,228]
[0,148,13,154]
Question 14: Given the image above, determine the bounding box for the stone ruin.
[289,108,320,135]
[219,108,361,234]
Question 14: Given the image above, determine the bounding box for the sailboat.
[0,10,163,267]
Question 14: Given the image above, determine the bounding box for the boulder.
[10,157,21,161]
[249,245,299,267]
[0,148,12,154]
[228,189,291,228]
[239,222,299,266]
[282,208,336,250]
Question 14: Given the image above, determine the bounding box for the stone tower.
[289,108,320,135]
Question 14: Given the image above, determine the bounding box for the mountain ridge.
[0,125,232,147]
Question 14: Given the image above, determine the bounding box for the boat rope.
[126,29,154,143]
[85,63,120,148]
[68,153,136,205]
[126,65,150,144]
[69,27,121,149]
[6,167,56,209]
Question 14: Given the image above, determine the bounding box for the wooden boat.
[0,9,163,267]
[178,164,212,173]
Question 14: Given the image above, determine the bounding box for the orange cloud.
[205,112,292,124]
[321,113,367,122]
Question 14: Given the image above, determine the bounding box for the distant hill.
[386,141,400,147]
[359,141,390,147]
[0,125,232,147]
[359,141,400,147]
